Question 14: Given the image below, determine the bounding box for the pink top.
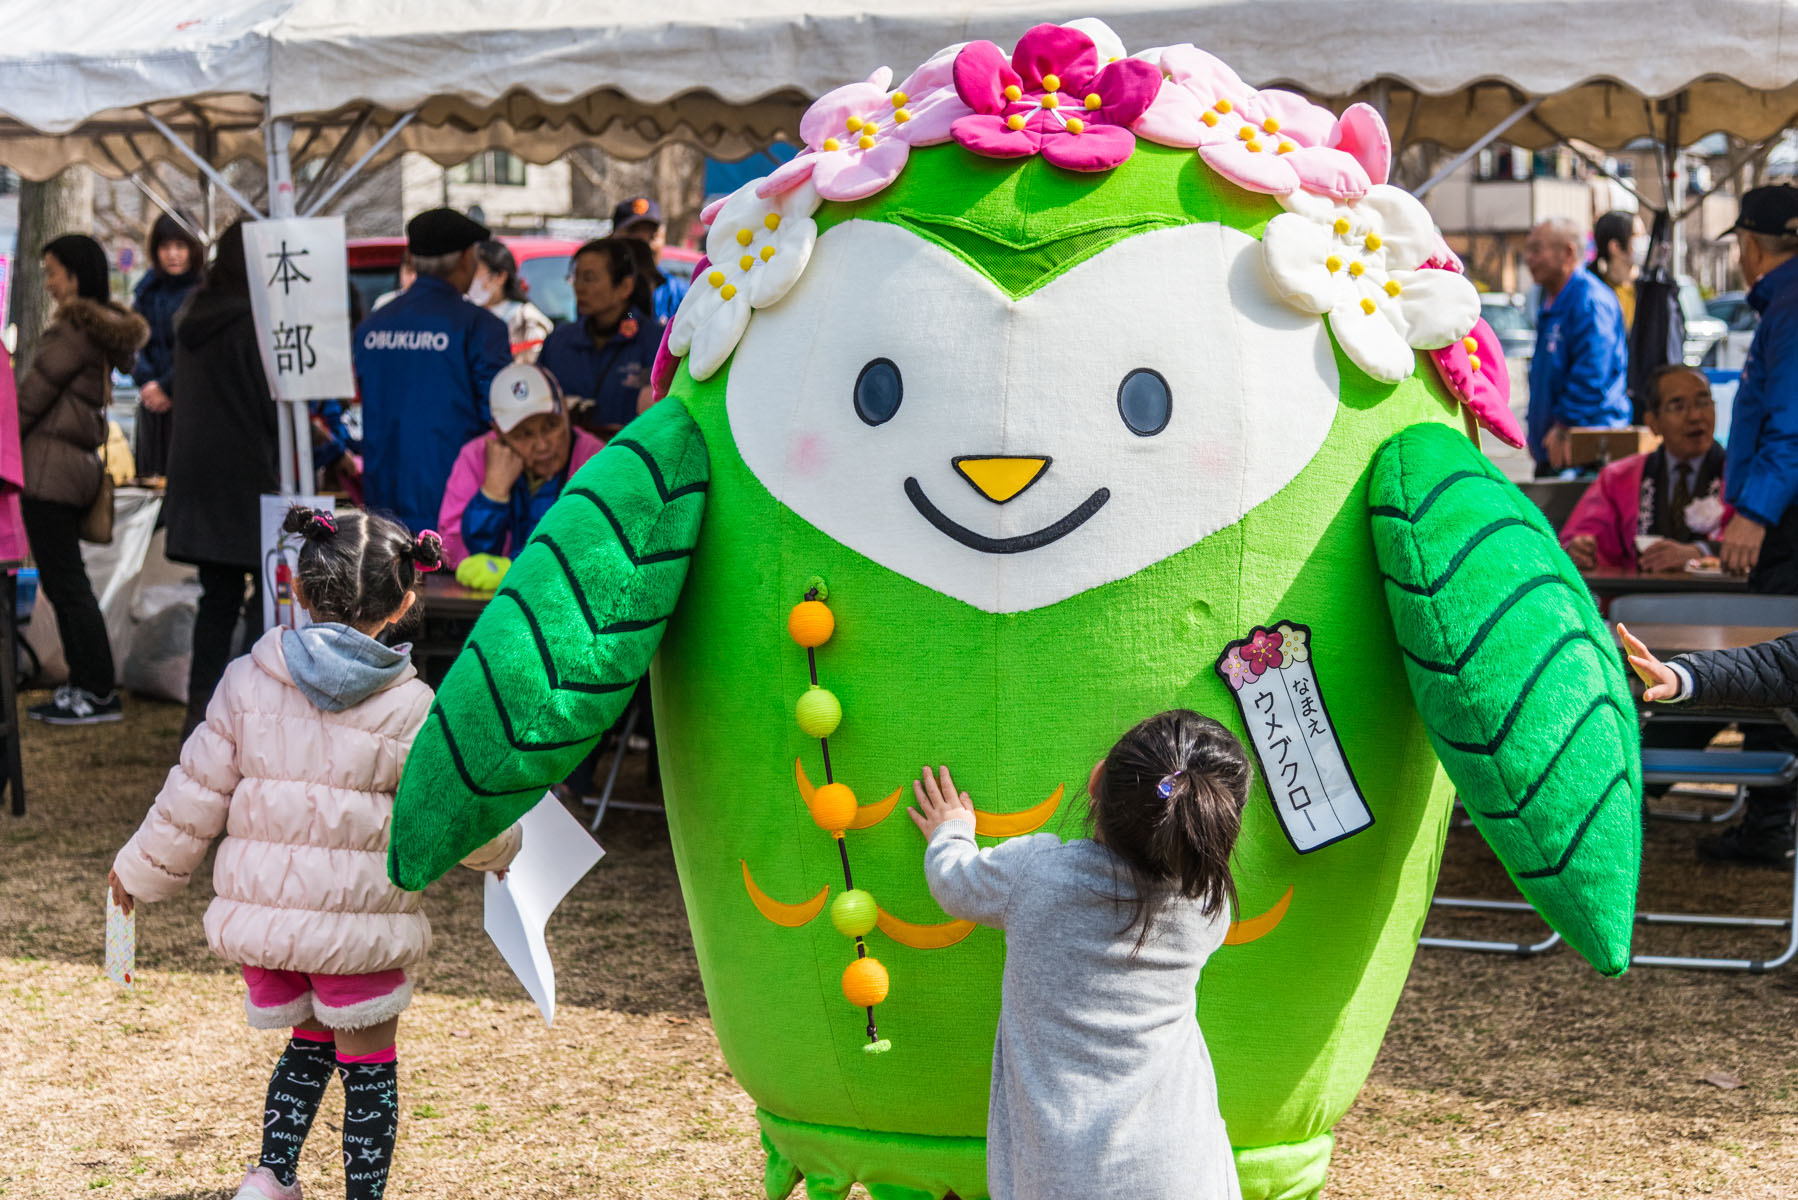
[436,427,605,568]
[0,344,25,562]
[1559,450,1734,570]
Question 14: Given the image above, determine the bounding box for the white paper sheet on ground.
[483,794,605,1025]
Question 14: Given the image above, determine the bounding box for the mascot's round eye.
[854,358,903,426]
[1117,368,1171,437]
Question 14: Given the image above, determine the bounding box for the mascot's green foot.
[758,1110,988,1200]
[1235,1133,1332,1200]
[759,1109,1330,1199]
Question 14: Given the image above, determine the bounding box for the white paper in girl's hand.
[105,892,134,991]
[483,794,605,1025]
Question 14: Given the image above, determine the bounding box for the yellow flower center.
[1359,297,1376,314]
[858,135,875,150]
[721,283,738,301]
[1085,93,1102,111]
[1214,98,1233,114]
[1006,113,1027,131]
[1348,261,1366,277]
[893,108,912,123]
[1364,233,1383,251]
[764,214,781,231]
[1383,279,1402,296]
[1333,217,1351,235]
[1201,110,1219,127]
[1468,353,1483,372]
[1066,117,1085,134]
[1003,84,1022,102]
[1245,138,1263,153]
[739,254,755,271]
[736,228,753,247]
[891,91,907,107]
[707,270,725,288]
[1041,94,1059,109]
[1325,255,1342,273]
[1262,117,1280,134]
[1277,139,1296,154]
[1041,73,1061,92]
[822,137,840,151]
[845,116,863,133]
[760,245,777,261]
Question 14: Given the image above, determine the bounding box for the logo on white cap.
[489,362,561,433]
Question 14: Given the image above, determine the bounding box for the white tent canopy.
[4,0,1798,185]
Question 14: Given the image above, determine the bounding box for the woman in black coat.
[165,221,278,736]
[129,214,202,477]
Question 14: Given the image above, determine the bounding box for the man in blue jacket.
[1524,218,1631,475]
[1695,186,1798,865]
[353,208,511,534]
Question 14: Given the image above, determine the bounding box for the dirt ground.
[4,694,1798,1198]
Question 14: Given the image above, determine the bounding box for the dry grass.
[5,695,1798,1197]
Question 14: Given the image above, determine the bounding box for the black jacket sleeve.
[1672,633,1798,709]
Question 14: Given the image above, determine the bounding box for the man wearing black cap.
[1697,185,1798,864]
[611,196,688,323]
[353,207,511,534]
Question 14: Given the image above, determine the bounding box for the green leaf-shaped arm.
[1370,422,1640,975]
[388,400,710,890]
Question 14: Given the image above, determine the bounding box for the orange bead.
[787,600,835,648]
[810,782,858,833]
[842,955,890,1007]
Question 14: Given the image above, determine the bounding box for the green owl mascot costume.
[389,19,1640,1200]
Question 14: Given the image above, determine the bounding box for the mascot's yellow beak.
[952,455,1051,504]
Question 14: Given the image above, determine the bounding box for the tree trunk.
[10,165,95,380]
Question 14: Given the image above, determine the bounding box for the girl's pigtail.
[282,504,337,540]
[411,530,444,574]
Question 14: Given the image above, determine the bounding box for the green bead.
[830,888,878,937]
[795,686,842,738]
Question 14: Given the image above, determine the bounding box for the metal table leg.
[1420,897,1564,956]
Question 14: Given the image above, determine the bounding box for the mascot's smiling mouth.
[904,478,1110,554]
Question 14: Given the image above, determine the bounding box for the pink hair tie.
[311,511,337,535]
[414,529,443,572]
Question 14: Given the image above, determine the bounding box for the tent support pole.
[302,109,418,218]
[264,117,314,498]
[1413,96,1543,197]
[1672,118,1798,223]
[296,107,371,214]
[1528,114,1651,209]
[121,170,209,248]
[142,107,265,219]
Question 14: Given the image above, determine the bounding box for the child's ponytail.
[1090,710,1252,952]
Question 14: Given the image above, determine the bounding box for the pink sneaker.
[233,1165,301,1200]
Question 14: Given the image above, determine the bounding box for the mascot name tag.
[1216,621,1372,853]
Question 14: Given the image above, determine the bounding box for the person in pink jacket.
[437,361,604,570]
[108,505,520,1200]
[1560,365,1733,572]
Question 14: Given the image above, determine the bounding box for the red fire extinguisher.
[266,541,298,630]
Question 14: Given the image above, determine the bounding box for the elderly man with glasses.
[1561,364,1732,572]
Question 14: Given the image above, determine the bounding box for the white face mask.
[466,278,496,306]
[1630,236,1649,268]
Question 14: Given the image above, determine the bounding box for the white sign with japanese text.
[243,217,354,402]
[1217,620,1372,854]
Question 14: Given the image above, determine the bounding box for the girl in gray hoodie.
[911,710,1250,1200]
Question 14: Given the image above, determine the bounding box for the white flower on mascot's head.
[1261,186,1481,384]
[668,179,822,381]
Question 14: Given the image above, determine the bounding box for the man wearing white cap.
[436,362,606,569]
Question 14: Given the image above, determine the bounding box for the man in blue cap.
[1524,217,1632,476]
[611,195,689,323]
[353,207,511,534]
[1693,185,1798,865]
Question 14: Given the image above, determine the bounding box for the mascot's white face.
[727,220,1341,614]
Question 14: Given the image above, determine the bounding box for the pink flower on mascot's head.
[1428,319,1524,448]
[949,24,1162,172]
[758,51,970,202]
[1239,628,1285,676]
[1133,44,1389,201]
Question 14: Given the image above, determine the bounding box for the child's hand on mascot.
[908,765,976,839]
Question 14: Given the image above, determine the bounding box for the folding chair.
[1424,592,1798,968]
[583,698,666,832]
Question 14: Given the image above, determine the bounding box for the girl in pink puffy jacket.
[108,505,521,1200]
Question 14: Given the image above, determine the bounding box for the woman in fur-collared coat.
[18,234,147,724]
